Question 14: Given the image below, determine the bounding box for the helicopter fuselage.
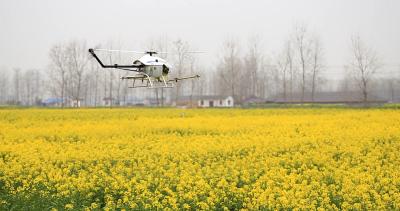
[134,54,171,79]
[88,48,199,88]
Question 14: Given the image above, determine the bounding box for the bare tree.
[172,39,189,104]
[244,35,263,98]
[88,60,101,106]
[276,40,294,101]
[0,70,9,104]
[310,36,324,102]
[188,55,197,107]
[265,62,280,98]
[13,68,21,105]
[48,41,89,107]
[217,38,241,101]
[387,78,396,102]
[196,68,208,97]
[33,70,43,105]
[49,44,67,107]
[348,35,380,103]
[294,24,312,102]
[108,54,113,108]
[66,41,89,107]
[278,38,296,101]
[22,70,34,105]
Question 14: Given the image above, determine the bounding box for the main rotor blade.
[93,49,146,54]
[160,51,205,54]
[184,51,205,53]
[93,48,204,55]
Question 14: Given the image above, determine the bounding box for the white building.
[69,98,83,107]
[197,95,234,108]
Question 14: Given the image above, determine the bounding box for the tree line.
[0,23,398,107]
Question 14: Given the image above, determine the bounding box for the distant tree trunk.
[109,71,113,108]
[161,88,164,107]
[94,64,99,107]
[231,56,235,99]
[14,68,20,104]
[108,53,113,108]
[278,39,293,101]
[245,35,262,98]
[155,89,159,106]
[49,44,67,108]
[24,71,32,105]
[287,42,294,102]
[310,37,323,102]
[294,24,309,103]
[189,56,196,107]
[0,72,9,104]
[361,76,368,102]
[311,71,316,102]
[104,70,107,106]
[117,70,122,106]
[61,75,64,107]
[34,70,41,105]
[389,80,395,102]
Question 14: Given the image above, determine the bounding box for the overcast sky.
[0,0,399,77]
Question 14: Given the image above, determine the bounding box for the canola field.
[0,108,400,210]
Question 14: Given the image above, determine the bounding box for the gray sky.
[0,0,399,76]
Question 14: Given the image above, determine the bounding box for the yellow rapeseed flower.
[0,108,399,210]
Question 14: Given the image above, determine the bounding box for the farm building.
[177,95,234,108]
[69,98,83,107]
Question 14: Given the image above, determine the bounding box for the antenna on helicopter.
[145,51,157,56]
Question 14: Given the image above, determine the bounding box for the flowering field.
[0,108,400,210]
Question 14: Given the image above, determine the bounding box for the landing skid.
[121,74,200,89]
[122,74,174,89]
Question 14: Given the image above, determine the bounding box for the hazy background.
[1,0,399,72]
[0,0,399,107]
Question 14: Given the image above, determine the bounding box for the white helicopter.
[88,48,200,88]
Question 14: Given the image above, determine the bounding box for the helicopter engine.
[144,65,163,78]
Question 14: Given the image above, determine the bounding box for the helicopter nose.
[163,64,169,74]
